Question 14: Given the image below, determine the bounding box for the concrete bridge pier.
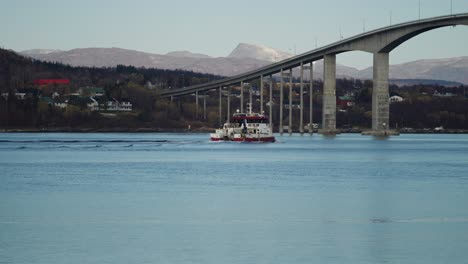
[227,86,231,121]
[260,75,264,114]
[289,69,293,135]
[269,76,273,129]
[249,83,252,111]
[203,93,206,120]
[363,52,399,136]
[299,62,304,134]
[309,62,313,134]
[319,54,339,135]
[219,86,222,126]
[195,90,199,120]
[279,69,284,135]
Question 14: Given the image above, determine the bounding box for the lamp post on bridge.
[418,0,421,20]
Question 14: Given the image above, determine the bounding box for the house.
[433,91,455,97]
[87,98,132,112]
[106,100,119,111]
[390,95,404,103]
[1,92,26,100]
[54,98,68,109]
[106,98,132,112]
[88,97,99,111]
[119,100,132,111]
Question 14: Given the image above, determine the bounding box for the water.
[1,133,468,264]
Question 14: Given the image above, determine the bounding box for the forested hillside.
[0,48,221,130]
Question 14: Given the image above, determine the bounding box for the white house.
[87,97,99,111]
[83,97,132,112]
[119,101,132,111]
[54,99,68,109]
[390,95,404,103]
[433,91,455,97]
[105,99,132,112]
[1,92,26,100]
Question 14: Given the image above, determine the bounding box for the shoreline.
[0,127,212,133]
[1,127,468,134]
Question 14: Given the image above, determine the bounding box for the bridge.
[161,13,468,135]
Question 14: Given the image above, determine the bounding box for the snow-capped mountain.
[21,49,63,55]
[228,43,292,62]
[165,51,212,59]
[19,47,269,77]
[357,57,468,84]
[18,45,468,84]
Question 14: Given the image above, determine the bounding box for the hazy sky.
[1,0,468,69]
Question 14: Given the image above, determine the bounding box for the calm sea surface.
[1,133,468,264]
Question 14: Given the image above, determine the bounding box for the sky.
[1,0,468,69]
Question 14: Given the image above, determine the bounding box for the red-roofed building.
[34,79,70,85]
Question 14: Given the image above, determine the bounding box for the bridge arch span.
[328,15,468,55]
[160,13,468,135]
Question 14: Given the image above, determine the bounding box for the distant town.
[4,80,133,112]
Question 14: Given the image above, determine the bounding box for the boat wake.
[0,139,208,151]
[0,139,170,143]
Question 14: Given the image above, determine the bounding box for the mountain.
[311,60,360,79]
[19,47,270,77]
[389,79,463,87]
[228,43,292,62]
[357,57,468,85]
[19,45,468,84]
[21,49,62,55]
[165,50,212,59]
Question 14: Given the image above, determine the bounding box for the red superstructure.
[231,115,269,122]
[34,79,70,85]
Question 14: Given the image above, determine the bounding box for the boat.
[210,106,275,142]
